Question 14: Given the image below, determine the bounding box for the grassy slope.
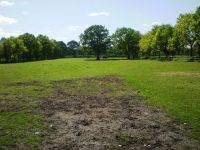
[0,58,200,142]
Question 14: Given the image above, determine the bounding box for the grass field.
[0,58,200,148]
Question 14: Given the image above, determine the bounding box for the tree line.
[139,8,200,59]
[0,34,82,62]
[0,6,199,62]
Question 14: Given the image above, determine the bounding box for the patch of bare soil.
[40,76,200,150]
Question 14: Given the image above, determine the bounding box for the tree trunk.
[163,46,167,58]
[158,51,161,59]
[29,50,32,61]
[198,50,200,58]
[190,44,193,57]
[127,54,130,60]
[148,52,151,59]
[96,54,100,60]
[127,53,134,60]
[130,54,133,60]
[197,43,200,57]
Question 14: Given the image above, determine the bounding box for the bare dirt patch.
[40,76,200,149]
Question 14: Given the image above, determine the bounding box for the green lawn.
[0,58,200,146]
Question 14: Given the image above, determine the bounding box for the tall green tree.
[112,27,141,59]
[0,38,5,61]
[12,38,27,62]
[168,30,184,55]
[19,33,39,60]
[57,41,68,57]
[2,37,27,62]
[2,37,15,62]
[67,40,80,57]
[191,6,200,56]
[151,24,173,57]
[37,35,53,59]
[51,40,61,58]
[139,31,154,58]
[80,25,111,60]
[176,13,195,57]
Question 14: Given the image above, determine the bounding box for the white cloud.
[88,12,98,17]
[0,28,20,37]
[152,21,161,26]
[0,1,14,7]
[67,26,81,31]
[99,12,109,16]
[0,15,17,24]
[88,12,110,17]
[142,24,148,27]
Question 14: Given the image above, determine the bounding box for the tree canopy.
[191,6,200,56]
[139,6,200,58]
[67,40,80,57]
[80,25,111,60]
[175,14,195,56]
[151,24,173,56]
[112,27,141,59]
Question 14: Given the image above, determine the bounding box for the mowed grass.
[0,58,200,146]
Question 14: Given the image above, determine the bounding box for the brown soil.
[39,76,200,150]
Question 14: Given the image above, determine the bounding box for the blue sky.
[0,0,200,43]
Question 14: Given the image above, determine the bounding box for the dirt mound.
[40,77,200,149]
